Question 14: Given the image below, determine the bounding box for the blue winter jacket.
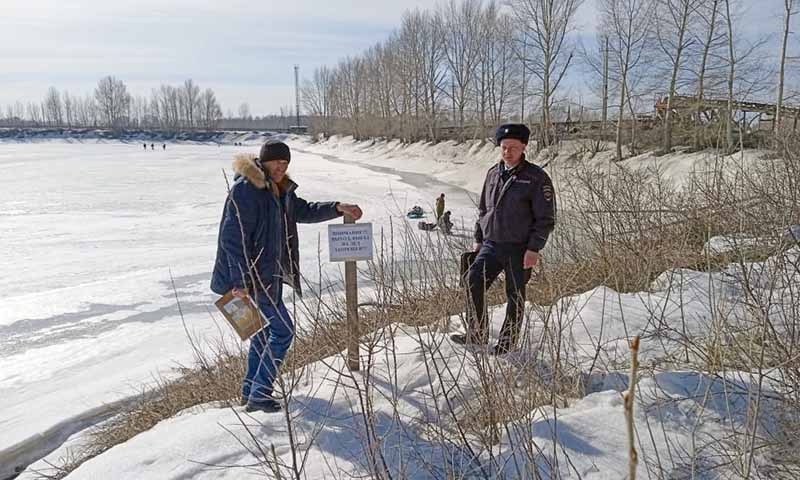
[210,155,341,298]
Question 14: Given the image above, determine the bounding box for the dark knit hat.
[259,139,291,163]
[495,123,531,145]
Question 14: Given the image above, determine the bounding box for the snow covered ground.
[0,139,480,478]
[2,136,790,478]
[47,246,799,479]
[298,135,769,194]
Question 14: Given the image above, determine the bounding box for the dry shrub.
[39,134,800,479]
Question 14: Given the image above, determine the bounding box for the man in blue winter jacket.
[452,124,556,355]
[211,139,362,413]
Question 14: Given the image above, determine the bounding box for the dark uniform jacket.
[474,157,556,252]
[211,155,341,299]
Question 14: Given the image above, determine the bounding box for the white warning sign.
[328,223,374,262]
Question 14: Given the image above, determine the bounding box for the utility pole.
[521,35,527,122]
[602,36,609,138]
[294,64,301,127]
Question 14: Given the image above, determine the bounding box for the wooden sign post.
[328,218,373,372]
[344,216,359,371]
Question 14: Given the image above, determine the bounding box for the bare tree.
[397,11,429,140]
[440,0,483,137]
[75,94,99,127]
[599,0,656,161]
[718,0,771,150]
[510,0,584,147]
[656,0,702,152]
[14,101,24,123]
[152,86,171,129]
[692,0,724,149]
[723,0,736,150]
[775,0,798,131]
[470,2,520,137]
[129,95,146,128]
[238,102,251,121]
[159,85,181,129]
[182,79,201,129]
[578,34,611,139]
[301,66,335,135]
[63,91,74,127]
[94,76,131,129]
[75,96,89,127]
[404,9,446,140]
[26,101,41,125]
[335,57,368,139]
[364,40,399,138]
[44,87,64,126]
[486,13,521,127]
[198,88,223,130]
[473,1,497,135]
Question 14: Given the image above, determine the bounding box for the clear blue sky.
[0,0,790,116]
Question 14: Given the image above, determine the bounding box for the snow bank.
[703,224,800,255]
[298,136,498,193]
[51,248,798,479]
[299,136,772,195]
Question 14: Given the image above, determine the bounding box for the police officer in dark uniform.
[452,123,556,355]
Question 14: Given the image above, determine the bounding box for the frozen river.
[0,140,477,474]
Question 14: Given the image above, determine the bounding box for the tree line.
[301,0,798,157]
[0,76,224,131]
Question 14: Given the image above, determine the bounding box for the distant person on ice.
[162,143,166,150]
[438,210,453,235]
[211,139,363,413]
[143,143,147,151]
[435,193,445,221]
[451,124,556,355]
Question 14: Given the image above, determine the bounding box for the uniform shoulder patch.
[542,184,554,202]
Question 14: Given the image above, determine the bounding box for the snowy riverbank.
[2,135,786,479]
[298,135,770,195]
[39,245,800,479]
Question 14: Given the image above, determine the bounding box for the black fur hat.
[494,124,531,145]
[259,139,291,163]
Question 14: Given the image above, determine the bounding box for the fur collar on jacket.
[232,153,294,192]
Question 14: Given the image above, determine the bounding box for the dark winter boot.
[489,338,517,356]
[450,331,488,346]
[245,398,281,413]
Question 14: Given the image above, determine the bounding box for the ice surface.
[0,140,479,477]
